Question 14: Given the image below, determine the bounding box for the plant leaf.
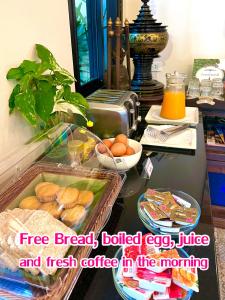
[36,61,51,75]
[55,87,64,100]
[35,81,56,122]
[52,102,87,120]
[55,67,75,82]
[7,60,39,81]
[19,73,33,91]
[63,85,72,98]
[9,84,20,113]
[6,67,23,80]
[36,44,57,70]
[36,74,54,84]
[63,86,89,110]
[67,92,89,111]
[36,44,74,81]
[20,60,39,73]
[69,179,107,193]
[15,91,37,126]
[54,70,74,85]
[7,44,82,131]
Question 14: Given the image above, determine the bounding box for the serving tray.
[140,125,197,150]
[145,105,199,126]
[0,162,122,299]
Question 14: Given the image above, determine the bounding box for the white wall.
[124,0,225,84]
[1,0,225,161]
[0,0,74,160]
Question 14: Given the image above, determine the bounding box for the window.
[68,0,123,96]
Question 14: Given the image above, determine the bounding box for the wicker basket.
[0,162,122,299]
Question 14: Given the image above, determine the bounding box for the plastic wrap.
[41,125,128,171]
[0,124,123,299]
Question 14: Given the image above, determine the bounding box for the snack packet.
[123,277,139,288]
[123,244,141,260]
[170,207,198,225]
[159,226,180,233]
[153,283,187,300]
[145,249,180,273]
[150,249,180,261]
[155,219,174,228]
[162,192,178,205]
[141,234,159,255]
[145,189,171,206]
[142,202,167,221]
[122,261,137,278]
[116,258,124,282]
[163,192,181,211]
[169,283,187,298]
[153,288,169,299]
[158,203,172,217]
[138,279,168,294]
[135,268,172,293]
[123,285,153,300]
[172,268,199,293]
[172,194,192,208]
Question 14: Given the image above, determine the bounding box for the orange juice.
[160,90,186,120]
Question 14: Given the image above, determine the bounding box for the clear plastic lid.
[0,123,130,194]
[0,123,124,295]
[40,124,120,171]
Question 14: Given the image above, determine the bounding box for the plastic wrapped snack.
[138,189,201,238]
[112,234,198,300]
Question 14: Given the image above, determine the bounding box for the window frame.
[68,0,123,96]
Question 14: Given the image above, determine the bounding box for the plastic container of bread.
[0,125,123,299]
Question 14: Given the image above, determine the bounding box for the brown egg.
[103,139,113,149]
[114,134,128,146]
[97,143,107,154]
[125,146,135,156]
[110,142,127,157]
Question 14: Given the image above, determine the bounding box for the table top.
[70,121,220,300]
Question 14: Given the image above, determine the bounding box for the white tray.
[140,125,197,150]
[145,105,199,126]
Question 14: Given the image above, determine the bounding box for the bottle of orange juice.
[160,72,187,120]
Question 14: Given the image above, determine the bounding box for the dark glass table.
[69,122,220,300]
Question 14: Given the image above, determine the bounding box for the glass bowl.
[112,247,193,300]
[137,189,201,239]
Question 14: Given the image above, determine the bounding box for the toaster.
[87,89,141,139]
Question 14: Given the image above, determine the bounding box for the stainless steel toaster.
[87,89,141,139]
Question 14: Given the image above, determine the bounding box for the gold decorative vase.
[129,31,168,55]
[129,0,168,114]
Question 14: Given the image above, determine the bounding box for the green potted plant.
[7,44,92,139]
